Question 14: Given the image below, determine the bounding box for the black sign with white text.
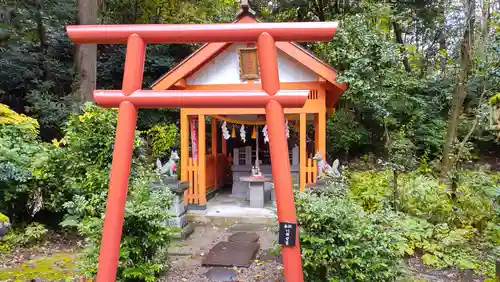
[278,222,297,246]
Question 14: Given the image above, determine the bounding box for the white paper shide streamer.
[221,121,230,140]
[285,118,290,138]
[240,124,246,143]
[262,124,269,143]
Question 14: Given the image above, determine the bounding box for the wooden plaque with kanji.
[238,48,260,80]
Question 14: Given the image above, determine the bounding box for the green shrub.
[0,104,50,219]
[63,169,174,282]
[349,170,499,277]
[0,213,8,223]
[452,170,498,229]
[0,222,48,252]
[52,103,174,282]
[295,186,405,281]
[145,123,178,159]
[349,170,498,230]
[398,174,452,224]
[326,108,370,158]
[375,211,496,276]
[349,169,392,212]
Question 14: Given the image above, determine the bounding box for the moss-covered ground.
[0,252,80,281]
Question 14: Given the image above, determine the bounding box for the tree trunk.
[75,0,98,104]
[477,0,491,57]
[33,0,49,81]
[440,0,475,180]
[393,170,399,211]
[392,21,412,73]
[437,0,447,73]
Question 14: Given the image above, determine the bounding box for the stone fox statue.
[156,150,180,178]
[312,152,340,178]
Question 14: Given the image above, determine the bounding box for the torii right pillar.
[258,32,304,281]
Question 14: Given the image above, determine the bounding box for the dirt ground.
[163,223,285,282]
[163,223,490,282]
[0,225,490,281]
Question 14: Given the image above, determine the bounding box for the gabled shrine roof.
[150,10,347,106]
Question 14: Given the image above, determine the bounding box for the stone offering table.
[239,176,273,208]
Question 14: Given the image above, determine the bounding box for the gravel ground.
[162,223,284,282]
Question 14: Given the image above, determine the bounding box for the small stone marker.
[228,232,259,243]
[205,267,237,281]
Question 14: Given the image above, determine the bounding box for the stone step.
[202,241,260,268]
[228,232,259,243]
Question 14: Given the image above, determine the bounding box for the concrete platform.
[187,191,277,226]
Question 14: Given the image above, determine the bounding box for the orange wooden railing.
[305,156,317,185]
[186,154,228,204]
[186,157,199,204]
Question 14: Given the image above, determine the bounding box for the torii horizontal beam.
[93,90,309,108]
[66,22,338,44]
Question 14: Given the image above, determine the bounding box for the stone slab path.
[163,223,284,282]
[201,241,260,267]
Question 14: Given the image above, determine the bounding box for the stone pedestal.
[166,181,194,239]
[249,182,265,208]
[240,176,272,208]
[264,182,274,202]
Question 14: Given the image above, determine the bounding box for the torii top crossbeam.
[66,20,338,282]
[66,22,338,44]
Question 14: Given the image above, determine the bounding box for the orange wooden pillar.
[222,135,227,154]
[96,34,145,282]
[211,116,217,188]
[314,114,319,153]
[258,32,304,282]
[180,109,189,202]
[318,88,327,158]
[299,113,306,191]
[221,115,227,155]
[198,114,206,205]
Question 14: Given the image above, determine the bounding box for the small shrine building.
[151,6,347,207]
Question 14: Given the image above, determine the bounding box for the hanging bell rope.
[231,126,236,138]
[251,126,257,139]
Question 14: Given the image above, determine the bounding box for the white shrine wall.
[185,43,319,85]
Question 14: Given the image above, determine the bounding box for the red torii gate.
[66,21,338,282]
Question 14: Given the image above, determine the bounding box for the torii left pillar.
[66,21,338,282]
[96,34,145,281]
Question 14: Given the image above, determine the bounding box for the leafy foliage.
[64,170,174,282]
[0,104,49,219]
[348,169,499,277]
[1,104,175,281]
[295,184,405,281]
[0,213,8,223]
[326,108,369,158]
[146,123,178,159]
[0,222,48,252]
[50,104,174,282]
